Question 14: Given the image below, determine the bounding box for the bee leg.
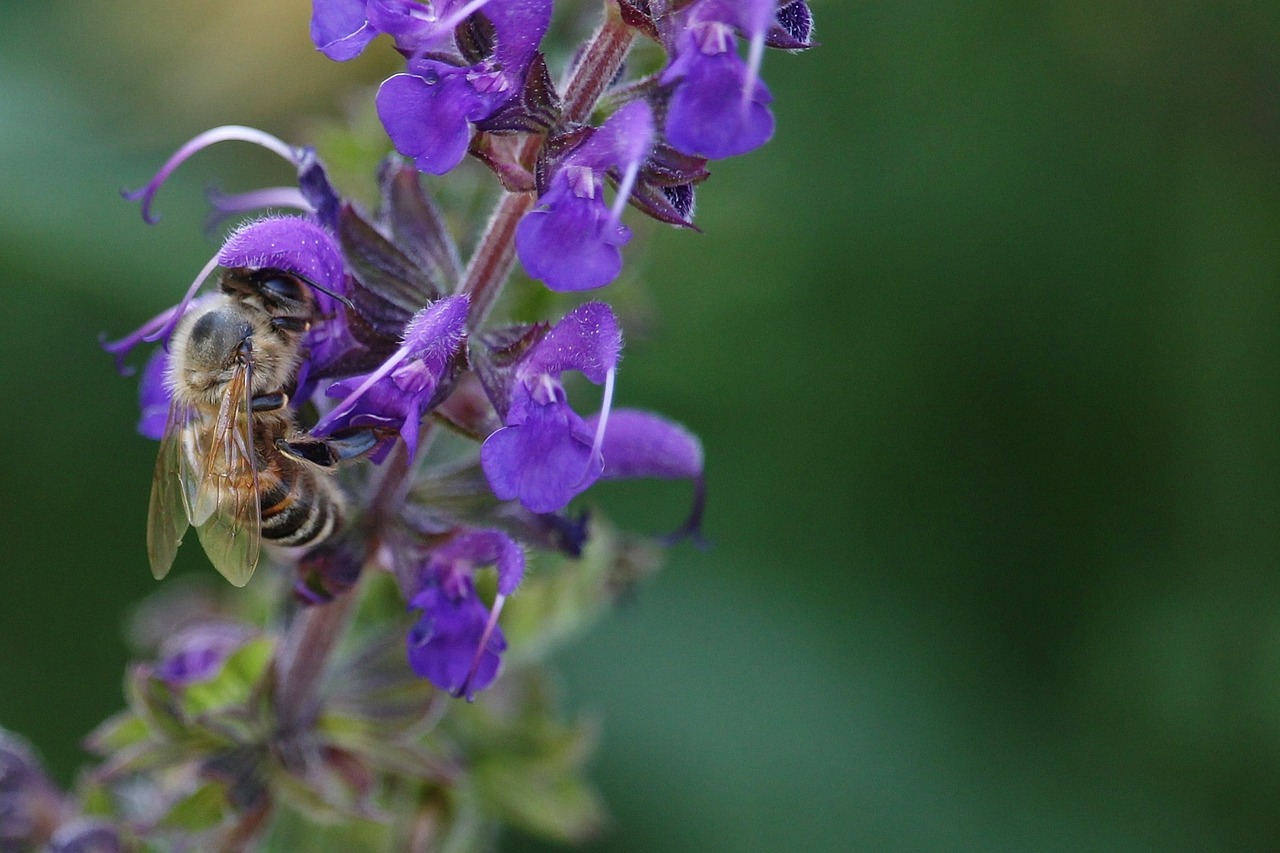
[270,316,310,334]
[276,427,388,468]
[251,391,289,412]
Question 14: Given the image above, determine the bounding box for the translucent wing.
[192,360,262,587]
[147,400,194,580]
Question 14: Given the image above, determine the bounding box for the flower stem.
[460,1,636,329]
[220,798,272,852]
[273,435,425,727]
[275,591,357,728]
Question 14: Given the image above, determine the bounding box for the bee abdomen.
[259,468,341,548]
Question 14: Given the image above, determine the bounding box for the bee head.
[186,308,254,372]
[220,267,315,316]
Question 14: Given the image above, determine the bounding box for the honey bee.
[148,267,375,587]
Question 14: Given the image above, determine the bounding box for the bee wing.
[147,400,195,580]
[192,361,262,587]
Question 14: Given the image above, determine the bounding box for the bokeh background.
[3,0,1280,850]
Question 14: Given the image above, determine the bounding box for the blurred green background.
[4,0,1280,849]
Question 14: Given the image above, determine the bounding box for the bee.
[148,267,375,587]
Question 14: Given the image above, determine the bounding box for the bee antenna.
[295,273,355,310]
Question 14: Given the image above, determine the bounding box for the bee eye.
[259,274,303,303]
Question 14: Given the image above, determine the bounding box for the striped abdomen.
[257,446,343,547]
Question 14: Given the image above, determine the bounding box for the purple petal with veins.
[311,0,377,60]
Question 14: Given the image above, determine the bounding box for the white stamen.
[440,0,496,31]
[609,159,641,225]
[586,366,616,477]
[311,343,413,435]
[743,27,766,109]
[458,592,506,701]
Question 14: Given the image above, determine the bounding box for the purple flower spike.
[661,0,776,159]
[136,348,171,441]
[407,528,525,699]
[373,0,552,175]
[516,102,655,291]
[217,216,347,295]
[481,303,622,513]
[317,295,470,460]
[311,0,377,60]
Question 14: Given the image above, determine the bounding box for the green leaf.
[84,711,150,756]
[180,636,275,718]
[473,759,608,843]
[502,520,663,667]
[159,782,229,832]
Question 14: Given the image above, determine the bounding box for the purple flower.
[313,0,504,61]
[153,622,253,687]
[316,295,470,461]
[374,0,552,174]
[406,528,525,699]
[217,216,347,295]
[311,0,379,60]
[48,819,123,853]
[481,303,621,513]
[585,408,708,544]
[515,101,655,291]
[136,348,171,440]
[661,0,776,159]
[0,729,61,849]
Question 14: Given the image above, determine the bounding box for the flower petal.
[216,216,347,293]
[522,301,622,384]
[516,172,629,291]
[665,46,774,159]
[585,409,704,481]
[311,0,377,60]
[137,348,171,441]
[377,69,487,175]
[481,401,600,513]
[407,585,505,694]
